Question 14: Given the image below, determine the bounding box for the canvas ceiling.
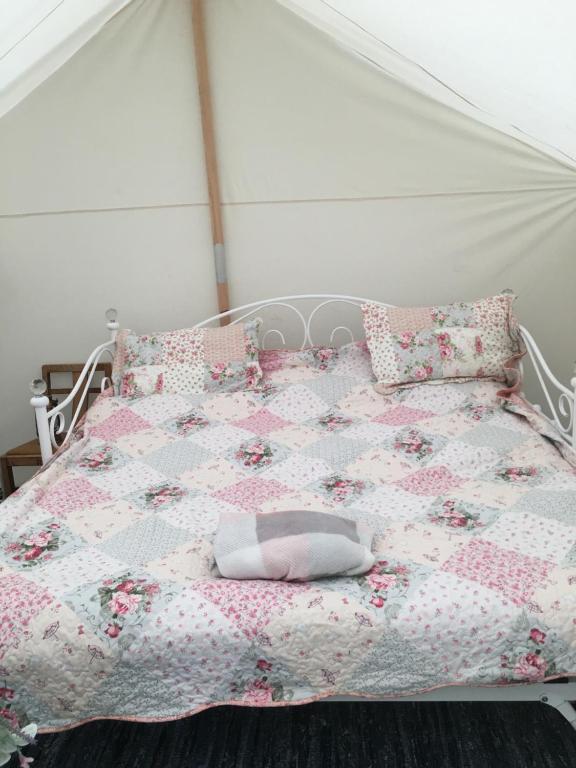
[2,0,576,166]
[0,0,575,457]
[278,0,576,167]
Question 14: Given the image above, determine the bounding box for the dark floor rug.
[19,701,576,768]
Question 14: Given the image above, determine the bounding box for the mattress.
[1,342,576,731]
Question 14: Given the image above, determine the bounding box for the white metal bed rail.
[29,296,576,464]
[329,681,576,729]
[30,309,118,464]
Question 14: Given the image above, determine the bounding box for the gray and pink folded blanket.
[214,509,375,581]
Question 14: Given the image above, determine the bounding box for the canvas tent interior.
[1,0,575,478]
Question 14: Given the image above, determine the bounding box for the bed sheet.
[1,343,576,731]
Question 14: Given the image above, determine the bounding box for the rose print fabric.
[1,341,575,732]
[112,320,262,396]
[362,294,524,394]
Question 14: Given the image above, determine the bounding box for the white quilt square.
[266,384,328,423]
[88,462,166,496]
[260,454,332,488]
[26,547,124,592]
[488,407,537,435]
[64,500,148,543]
[259,489,334,513]
[126,586,251,697]
[351,485,433,521]
[343,422,399,446]
[450,479,526,508]
[479,510,574,564]
[145,539,215,583]
[187,423,253,456]
[402,384,468,415]
[114,427,175,458]
[346,447,413,484]
[426,441,500,479]
[379,521,461,566]
[268,424,322,451]
[201,391,259,422]
[337,384,393,420]
[128,394,196,425]
[392,570,519,669]
[179,458,245,492]
[538,472,576,492]
[417,413,478,441]
[2,604,114,714]
[157,493,238,535]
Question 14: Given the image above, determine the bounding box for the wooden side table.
[0,362,112,498]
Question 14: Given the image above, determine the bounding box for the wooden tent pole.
[192,0,230,324]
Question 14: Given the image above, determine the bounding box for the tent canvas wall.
[1,0,575,474]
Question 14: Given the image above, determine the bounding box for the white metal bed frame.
[28,294,576,729]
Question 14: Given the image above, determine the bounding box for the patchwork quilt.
[1,343,576,732]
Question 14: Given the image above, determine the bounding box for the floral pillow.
[259,346,339,373]
[113,319,262,397]
[362,294,524,394]
[258,341,375,386]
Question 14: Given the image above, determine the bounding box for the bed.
[2,294,576,738]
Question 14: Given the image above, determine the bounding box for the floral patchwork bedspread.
[1,343,576,732]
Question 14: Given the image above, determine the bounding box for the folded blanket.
[214,510,375,581]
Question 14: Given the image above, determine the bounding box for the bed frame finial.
[105,308,119,341]
[29,378,52,464]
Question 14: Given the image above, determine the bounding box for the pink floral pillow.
[258,342,375,386]
[259,346,338,373]
[113,320,262,397]
[362,294,523,394]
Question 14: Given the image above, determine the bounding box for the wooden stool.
[0,362,111,498]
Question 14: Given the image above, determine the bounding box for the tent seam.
[1,186,576,219]
[0,1,68,60]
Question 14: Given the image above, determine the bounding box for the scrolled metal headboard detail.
[28,295,575,465]
[193,293,393,348]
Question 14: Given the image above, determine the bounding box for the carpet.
[19,700,576,768]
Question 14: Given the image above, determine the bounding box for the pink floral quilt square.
[192,579,310,640]
[37,476,113,517]
[396,466,464,496]
[0,574,53,656]
[213,477,291,512]
[441,538,555,606]
[374,406,435,426]
[233,409,291,436]
[90,408,152,441]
